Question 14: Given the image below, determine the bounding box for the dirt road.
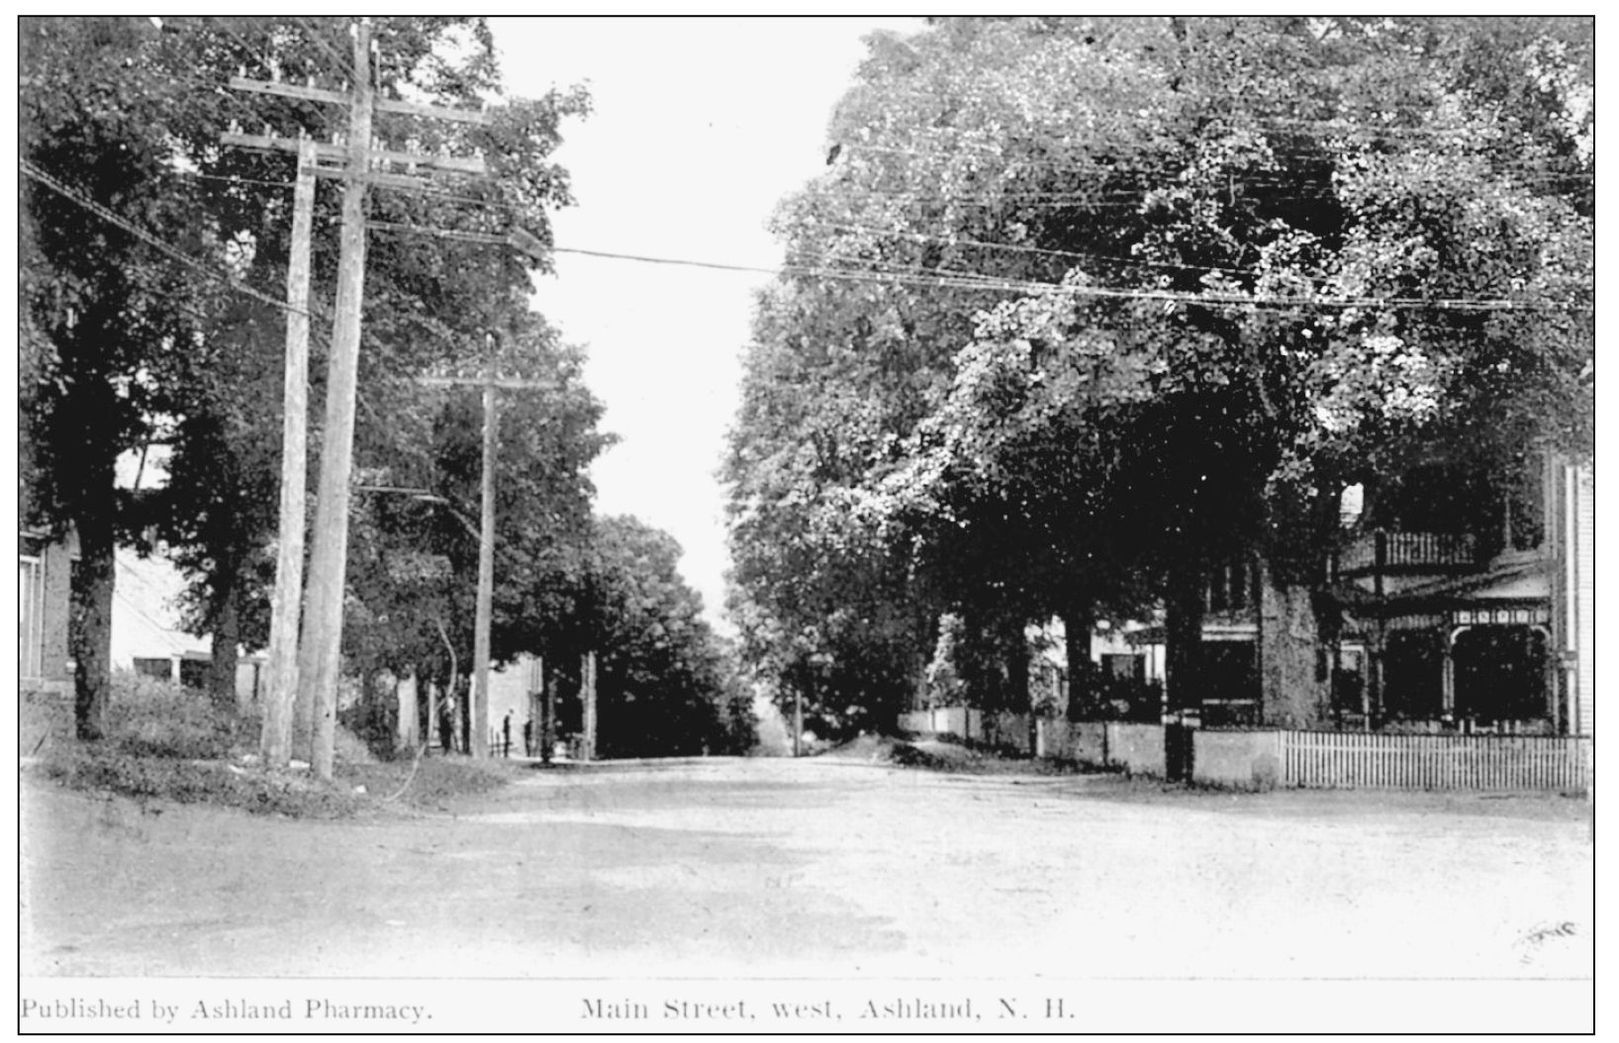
[21,755,1592,984]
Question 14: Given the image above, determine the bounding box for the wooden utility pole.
[222,20,489,779]
[581,651,598,762]
[469,347,499,758]
[413,369,556,759]
[259,136,316,770]
[298,21,377,781]
[544,668,557,765]
[794,686,804,757]
[527,656,544,759]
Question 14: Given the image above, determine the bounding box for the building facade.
[19,527,76,696]
[1114,455,1592,738]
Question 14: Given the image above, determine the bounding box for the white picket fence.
[1279,730,1591,792]
[908,709,1592,793]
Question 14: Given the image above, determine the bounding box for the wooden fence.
[898,707,1032,752]
[1280,730,1591,792]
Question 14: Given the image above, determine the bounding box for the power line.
[377,178,1577,300]
[28,155,1584,323]
[837,135,1592,175]
[366,215,1587,313]
[20,159,311,319]
[802,220,1312,282]
[537,240,1586,314]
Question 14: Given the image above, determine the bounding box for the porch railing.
[1335,530,1478,575]
[1280,730,1589,792]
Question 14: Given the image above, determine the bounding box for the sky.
[489,17,921,631]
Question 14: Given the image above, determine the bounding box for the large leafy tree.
[727,16,1592,728]
[577,516,752,758]
[341,310,610,750]
[21,17,224,737]
[21,16,592,734]
[151,18,590,716]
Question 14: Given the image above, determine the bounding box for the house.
[1327,454,1592,738]
[111,549,265,703]
[20,528,267,706]
[19,526,76,696]
[1109,453,1592,739]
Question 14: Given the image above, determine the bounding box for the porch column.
[1531,624,1559,733]
[1365,628,1385,726]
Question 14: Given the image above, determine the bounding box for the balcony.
[1335,530,1479,577]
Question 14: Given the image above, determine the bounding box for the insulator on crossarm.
[238,65,246,80]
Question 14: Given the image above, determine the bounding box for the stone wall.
[1191,729,1282,789]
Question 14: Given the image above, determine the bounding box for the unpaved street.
[21,756,1592,983]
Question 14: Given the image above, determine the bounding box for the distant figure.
[502,710,513,758]
[523,718,534,757]
[438,699,454,754]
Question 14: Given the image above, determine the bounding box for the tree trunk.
[69,508,116,741]
[1005,618,1030,713]
[1060,601,1094,720]
[1257,556,1328,728]
[1164,569,1205,715]
[292,621,317,762]
[457,675,471,755]
[909,645,929,716]
[208,561,240,708]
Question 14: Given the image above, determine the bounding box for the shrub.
[105,671,258,760]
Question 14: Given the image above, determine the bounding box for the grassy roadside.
[821,732,1094,775]
[22,674,521,818]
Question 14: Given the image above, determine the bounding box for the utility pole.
[528,655,544,759]
[469,344,499,759]
[413,368,556,759]
[543,666,556,765]
[222,20,488,779]
[581,651,598,762]
[298,20,376,782]
[259,136,315,770]
[794,686,803,757]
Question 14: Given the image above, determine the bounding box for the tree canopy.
[22,17,747,758]
[724,16,1593,728]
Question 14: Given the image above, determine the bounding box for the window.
[1102,653,1144,682]
[1229,564,1247,611]
[133,657,173,682]
[19,555,44,680]
[179,659,209,691]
